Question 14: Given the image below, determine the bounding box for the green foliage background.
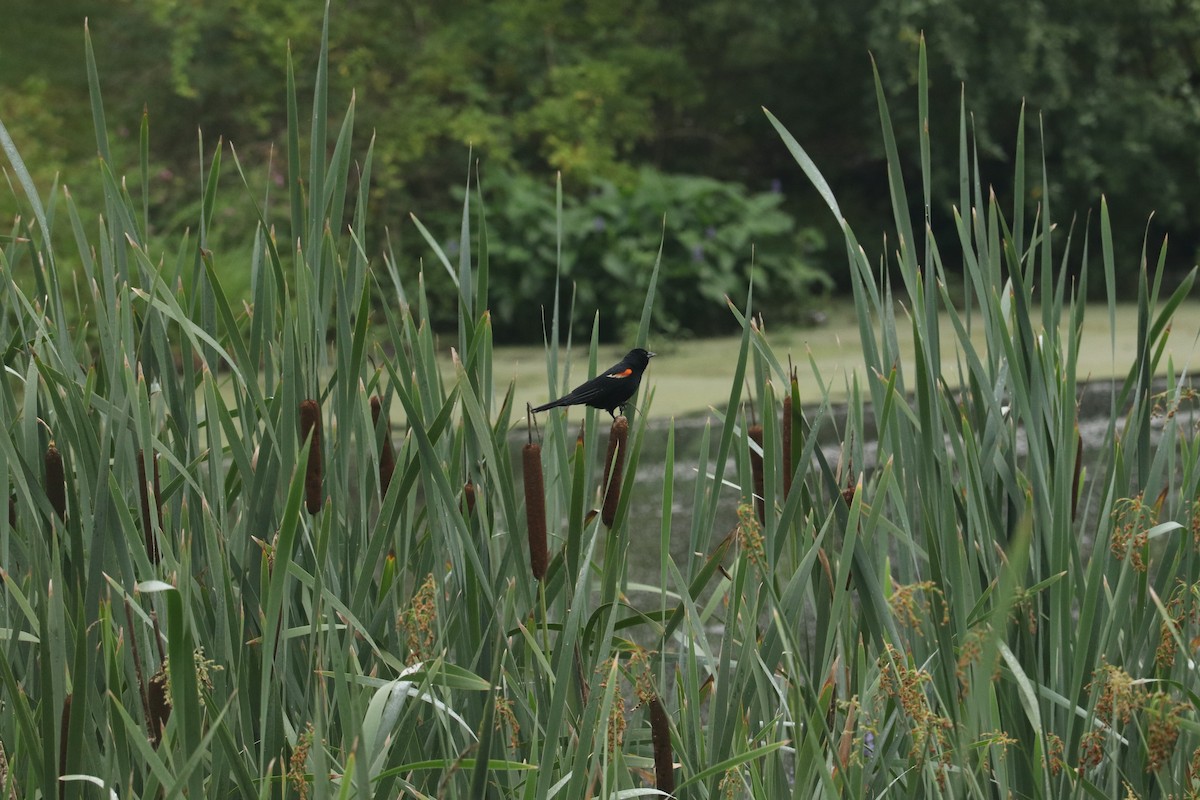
[4,0,1200,338]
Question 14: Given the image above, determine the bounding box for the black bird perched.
[533,348,655,418]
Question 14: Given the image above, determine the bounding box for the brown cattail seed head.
[648,695,675,794]
[602,416,630,528]
[45,443,66,521]
[147,663,172,746]
[463,481,476,516]
[523,443,548,581]
[749,424,765,524]
[138,450,161,564]
[371,395,396,498]
[299,400,323,515]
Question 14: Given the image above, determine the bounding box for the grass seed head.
[1044,731,1065,776]
[399,573,438,664]
[736,502,765,568]
[1143,691,1186,772]
[288,722,315,800]
[523,443,548,580]
[494,695,520,751]
[601,663,627,755]
[0,736,16,798]
[1091,661,1140,725]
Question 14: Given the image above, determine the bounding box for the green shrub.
[434,167,830,342]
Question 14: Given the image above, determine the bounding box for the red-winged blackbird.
[533,348,655,418]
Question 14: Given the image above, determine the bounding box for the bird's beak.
[648,351,657,358]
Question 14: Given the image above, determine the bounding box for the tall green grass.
[1,16,1198,800]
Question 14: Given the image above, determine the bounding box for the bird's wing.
[603,367,635,379]
[561,369,633,402]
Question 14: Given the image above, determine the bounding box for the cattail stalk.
[45,444,66,521]
[138,449,162,564]
[784,363,799,501]
[523,442,548,581]
[146,663,172,746]
[749,424,765,524]
[59,692,72,786]
[601,416,629,528]
[299,400,323,515]
[648,695,675,794]
[370,395,396,498]
[1071,425,1083,522]
[782,395,794,500]
[463,481,476,516]
[0,737,17,799]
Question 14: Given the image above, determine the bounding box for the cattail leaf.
[391,379,495,607]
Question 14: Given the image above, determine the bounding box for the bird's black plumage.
[533,348,655,418]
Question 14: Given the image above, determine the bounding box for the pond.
[511,377,1199,589]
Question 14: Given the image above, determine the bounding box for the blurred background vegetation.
[3,0,1199,341]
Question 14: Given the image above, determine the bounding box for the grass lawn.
[492,300,1200,418]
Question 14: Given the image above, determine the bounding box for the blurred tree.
[4,0,1199,327]
[865,0,1200,268]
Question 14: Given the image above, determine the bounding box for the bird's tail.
[531,400,565,413]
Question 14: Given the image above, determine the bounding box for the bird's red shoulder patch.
[608,368,633,378]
